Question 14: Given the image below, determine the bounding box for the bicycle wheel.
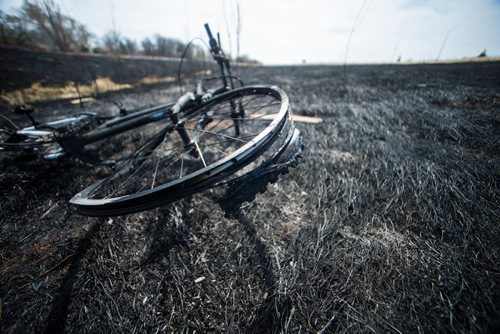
[0,114,101,149]
[0,114,97,157]
[71,85,293,216]
[0,122,56,149]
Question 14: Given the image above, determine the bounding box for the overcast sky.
[1,0,499,64]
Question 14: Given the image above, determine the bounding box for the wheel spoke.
[193,137,207,167]
[180,154,184,178]
[151,156,161,189]
[184,127,249,143]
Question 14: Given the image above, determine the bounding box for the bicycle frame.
[3,23,240,163]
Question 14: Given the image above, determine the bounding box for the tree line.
[0,0,208,59]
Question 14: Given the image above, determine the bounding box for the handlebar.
[204,23,218,52]
[14,105,35,115]
[14,105,39,126]
[204,22,234,89]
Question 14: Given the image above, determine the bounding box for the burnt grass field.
[1,61,499,333]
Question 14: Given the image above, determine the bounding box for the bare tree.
[153,35,186,57]
[19,0,91,52]
[119,37,137,55]
[141,37,155,56]
[236,0,241,60]
[1,1,210,59]
[0,10,32,47]
[101,30,121,54]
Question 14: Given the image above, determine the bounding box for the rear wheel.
[71,85,293,216]
[0,120,67,161]
[0,125,56,148]
[0,114,98,152]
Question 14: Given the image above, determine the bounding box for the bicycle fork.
[170,90,245,164]
[169,92,202,160]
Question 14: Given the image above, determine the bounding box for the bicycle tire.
[70,85,293,216]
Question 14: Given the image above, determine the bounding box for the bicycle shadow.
[141,201,191,265]
[140,200,292,333]
[44,217,102,334]
[229,210,293,334]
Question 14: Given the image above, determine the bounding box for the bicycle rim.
[71,85,291,216]
[0,133,61,162]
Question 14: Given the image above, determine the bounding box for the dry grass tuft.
[1,77,152,105]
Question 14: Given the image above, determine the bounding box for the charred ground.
[1,62,499,333]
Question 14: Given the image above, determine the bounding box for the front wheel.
[71,85,294,216]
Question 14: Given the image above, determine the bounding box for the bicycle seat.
[14,105,35,114]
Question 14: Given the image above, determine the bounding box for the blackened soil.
[1,62,499,333]
[0,46,215,93]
